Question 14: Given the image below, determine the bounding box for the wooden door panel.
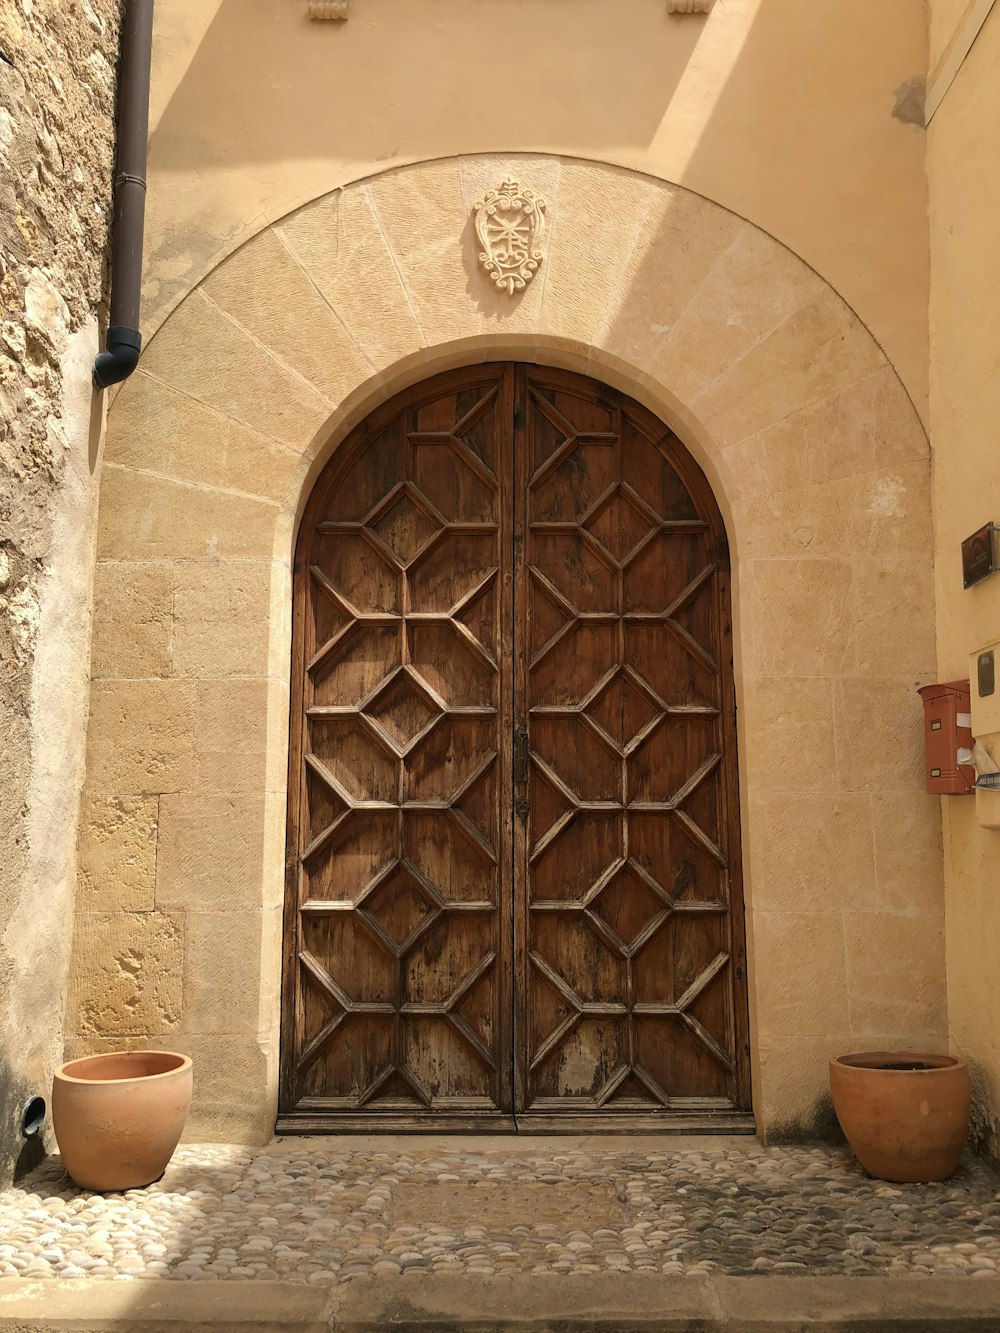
[281,361,749,1133]
[515,366,749,1125]
[281,365,514,1127]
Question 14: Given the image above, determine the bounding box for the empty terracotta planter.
[52,1051,192,1192]
[829,1051,970,1183]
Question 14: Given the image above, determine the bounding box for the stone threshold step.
[2,1275,1000,1332]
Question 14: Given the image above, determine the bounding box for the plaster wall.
[0,1,117,1185]
[928,0,1000,1164]
[142,0,929,420]
[68,156,946,1144]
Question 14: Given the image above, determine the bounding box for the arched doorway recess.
[71,156,942,1147]
[280,362,751,1133]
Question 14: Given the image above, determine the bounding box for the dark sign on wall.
[962,523,1000,589]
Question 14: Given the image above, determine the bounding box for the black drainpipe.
[92,0,154,390]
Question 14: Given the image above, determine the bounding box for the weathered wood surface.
[280,364,749,1130]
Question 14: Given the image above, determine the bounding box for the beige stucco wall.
[68,156,946,1143]
[142,0,929,421]
[929,1,1000,1163]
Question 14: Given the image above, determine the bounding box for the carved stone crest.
[474,178,547,296]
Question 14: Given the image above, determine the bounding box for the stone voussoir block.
[77,794,159,914]
[70,910,184,1039]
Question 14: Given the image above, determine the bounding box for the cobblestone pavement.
[1,1138,999,1285]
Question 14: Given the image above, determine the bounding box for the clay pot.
[829,1051,970,1183]
[52,1051,192,1192]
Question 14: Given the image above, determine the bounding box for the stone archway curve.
[72,154,941,1146]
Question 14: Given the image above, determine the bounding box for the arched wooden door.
[279,364,751,1133]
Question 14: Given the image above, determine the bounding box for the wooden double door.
[279,364,751,1133]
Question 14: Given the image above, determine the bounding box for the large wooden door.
[279,364,750,1133]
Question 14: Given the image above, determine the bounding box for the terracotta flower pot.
[52,1051,192,1192]
[829,1051,970,1183]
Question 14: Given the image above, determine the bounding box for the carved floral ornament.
[306,2,714,19]
[474,178,548,297]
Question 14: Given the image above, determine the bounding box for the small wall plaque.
[962,522,1000,589]
[979,650,996,699]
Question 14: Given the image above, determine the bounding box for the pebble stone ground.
[1,1139,999,1287]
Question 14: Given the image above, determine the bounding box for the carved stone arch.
[72,156,943,1144]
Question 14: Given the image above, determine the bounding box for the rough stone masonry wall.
[0,0,120,1185]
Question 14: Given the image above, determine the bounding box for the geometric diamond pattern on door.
[281,366,514,1127]
[280,363,750,1132]
[514,368,749,1126]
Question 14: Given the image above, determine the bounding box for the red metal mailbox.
[917,679,976,795]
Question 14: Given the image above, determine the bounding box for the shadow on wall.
[666,0,928,411]
[0,1054,46,1187]
[765,1092,845,1148]
[141,0,927,409]
[146,0,702,171]
[140,0,709,316]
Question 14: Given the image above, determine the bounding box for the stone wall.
[68,157,946,1145]
[0,0,120,1185]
